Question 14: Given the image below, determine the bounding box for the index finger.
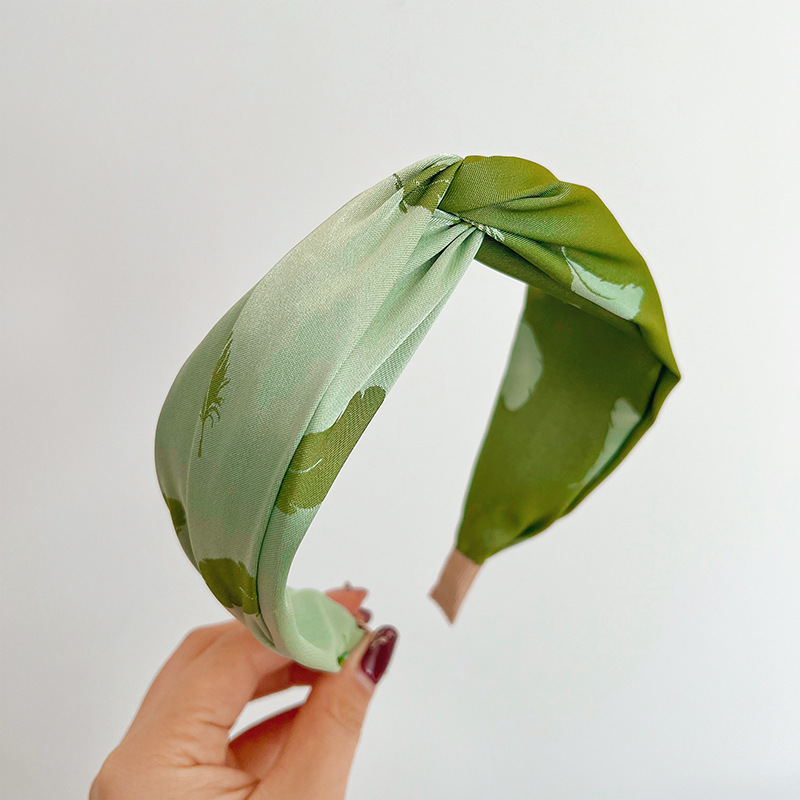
[135,587,368,766]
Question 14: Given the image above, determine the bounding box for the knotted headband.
[154,153,680,672]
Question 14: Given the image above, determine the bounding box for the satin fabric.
[154,153,680,671]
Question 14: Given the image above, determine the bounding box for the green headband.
[154,153,680,672]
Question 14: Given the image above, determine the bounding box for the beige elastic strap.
[429,547,482,623]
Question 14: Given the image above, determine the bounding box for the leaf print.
[501,320,543,412]
[161,492,197,567]
[162,493,187,537]
[562,246,644,321]
[574,397,640,490]
[198,557,259,616]
[393,164,453,213]
[276,385,386,514]
[197,330,233,458]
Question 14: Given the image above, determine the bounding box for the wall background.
[2,2,798,798]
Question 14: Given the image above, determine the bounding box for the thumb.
[264,624,399,800]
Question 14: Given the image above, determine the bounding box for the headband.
[154,153,680,672]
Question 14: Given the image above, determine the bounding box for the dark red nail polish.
[359,607,372,622]
[359,626,398,684]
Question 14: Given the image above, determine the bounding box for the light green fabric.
[154,153,680,672]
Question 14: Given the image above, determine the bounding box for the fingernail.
[359,607,372,622]
[339,580,368,593]
[359,626,398,685]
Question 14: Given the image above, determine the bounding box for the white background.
[2,2,798,798]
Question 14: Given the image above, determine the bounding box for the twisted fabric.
[154,153,680,672]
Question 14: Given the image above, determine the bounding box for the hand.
[89,585,398,800]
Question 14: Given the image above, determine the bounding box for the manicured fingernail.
[339,580,368,593]
[359,607,372,622]
[359,626,398,684]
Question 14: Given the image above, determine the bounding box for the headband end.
[429,547,482,624]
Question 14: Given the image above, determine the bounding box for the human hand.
[89,585,398,799]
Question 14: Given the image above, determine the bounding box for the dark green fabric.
[434,156,680,563]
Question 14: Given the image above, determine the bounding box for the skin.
[89,586,385,800]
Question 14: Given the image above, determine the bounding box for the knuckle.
[179,626,211,649]
[89,748,123,798]
[317,692,366,734]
